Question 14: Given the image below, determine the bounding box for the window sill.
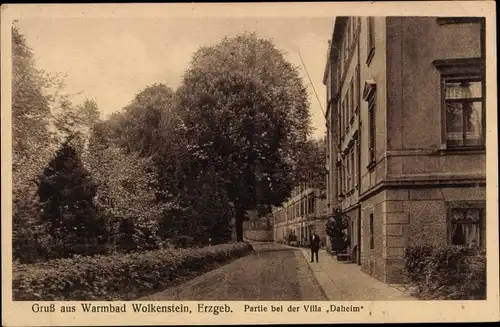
[438,146,486,155]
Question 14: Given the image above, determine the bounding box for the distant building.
[272,183,328,246]
[324,17,486,283]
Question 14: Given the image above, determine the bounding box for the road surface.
[139,242,327,301]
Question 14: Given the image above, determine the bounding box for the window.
[342,99,346,135]
[351,17,356,38]
[444,77,484,147]
[340,163,345,194]
[307,195,316,215]
[354,65,360,112]
[337,60,342,93]
[340,41,345,75]
[344,163,347,193]
[350,79,355,122]
[331,64,337,97]
[369,213,374,249]
[343,36,349,65]
[346,155,351,190]
[367,17,375,64]
[449,207,484,248]
[347,88,351,126]
[347,20,352,48]
[336,165,341,196]
[363,80,377,167]
[337,99,341,143]
[433,58,485,149]
[368,92,376,165]
[351,149,355,189]
[353,141,359,187]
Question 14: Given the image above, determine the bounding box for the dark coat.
[310,234,321,251]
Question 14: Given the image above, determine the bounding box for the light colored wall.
[385,17,484,178]
[244,230,274,242]
[360,190,386,280]
[359,17,388,195]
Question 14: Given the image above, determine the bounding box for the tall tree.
[115,84,175,156]
[11,26,55,210]
[11,25,61,262]
[295,137,327,193]
[37,141,108,255]
[86,121,164,251]
[177,33,311,241]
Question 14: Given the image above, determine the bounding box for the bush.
[404,244,486,300]
[13,242,253,301]
[169,235,196,249]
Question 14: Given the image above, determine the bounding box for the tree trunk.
[235,206,245,242]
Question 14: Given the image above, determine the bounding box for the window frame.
[354,64,360,114]
[442,76,484,149]
[369,213,374,249]
[434,58,485,150]
[366,17,375,65]
[350,79,355,124]
[363,80,377,169]
[337,98,342,144]
[346,154,351,191]
[368,93,376,167]
[447,201,486,249]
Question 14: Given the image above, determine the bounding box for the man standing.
[310,231,321,263]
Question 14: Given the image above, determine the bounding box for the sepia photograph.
[1,2,498,326]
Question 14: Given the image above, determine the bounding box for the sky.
[16,17,333,139]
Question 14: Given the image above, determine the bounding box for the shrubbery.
[13,242,253,301]
[404,244,486,300]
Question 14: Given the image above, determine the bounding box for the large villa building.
[323,16,486,283]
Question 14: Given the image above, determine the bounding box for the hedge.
[13,242,254,301]
[404,244,486,300]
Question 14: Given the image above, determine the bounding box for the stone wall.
[243,229,274,242]
[362,186,486,284]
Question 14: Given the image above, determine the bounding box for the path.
[297,247,415,301]
[139,242,327,301]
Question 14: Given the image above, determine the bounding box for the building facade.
[272,184,328,246]
[324,16,486,283]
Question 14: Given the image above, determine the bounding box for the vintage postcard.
[1,2,498,326]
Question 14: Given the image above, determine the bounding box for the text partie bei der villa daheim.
[31,303,365,315]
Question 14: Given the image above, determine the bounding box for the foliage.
[110,83,175,157]
[325,208,348,252]
[11,26,57,248]
[37,141,108,255]
[85,122,164,251]
[294,138,327,192]
[177,32,311,241]
[96,84,234,246]
[404,245,486,300]
[13,242,254,301]
[12,26,104,262]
